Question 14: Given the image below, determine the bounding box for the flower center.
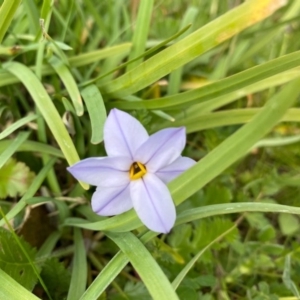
[129,162,147,180]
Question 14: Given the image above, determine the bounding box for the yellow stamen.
[129,162,147,180]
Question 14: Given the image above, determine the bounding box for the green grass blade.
[79,252,128,300]
[126,0,154,72]
[0,131,30,169]
[176,202,300,226]
[169,78,300,206]
[81,85,106,144]
[0,114,37,140]
[3,62,88,189]
[110,50,300,110]
[171,108,300,134]
[67,228,87,300]
[100,0,287,97]
[0,140,63,158]
[48,56,84,116]
[0,269,40,300]
[0,0,22,43]
[74,78,300,233]
[63,209,141,232]
[167,6,198,95]
[23,0,39,35]
[106,232,179,300]
[79,200,300,300]
[0,43,132,88]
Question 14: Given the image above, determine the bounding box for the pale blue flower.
[67,109,195,233]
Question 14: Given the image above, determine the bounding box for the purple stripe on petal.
[134,127,186,172]
[67,156,131,187]
[155,156,196,183]
[130,173,176,233]
[104,109,149,159]
[92,184,132,216]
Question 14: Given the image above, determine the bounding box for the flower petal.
[67,156,131,187]
[155,156,196,183]
[134,127,186,172]
[92,184,132,216]
[130,173,176,233]
[104,109,149,159]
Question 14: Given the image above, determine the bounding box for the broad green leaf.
[106,232,179,300]
[0,158,35,198]
[0,158,56,227]
[41,258,71,300]
[81,85,106,144]
[278,214,300,236]
[100,0,287,97]
[0,269,40,300]
[0,228,39,291]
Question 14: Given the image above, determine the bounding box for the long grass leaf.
[100,0,287,97]
[0,114,37,140]
[48,55,84,116]
[67,229,87,300]
[0,269,40,300]
[0,131,30,169]
[3,62,88,189]
[0,0,22,43]
[81,85,106,144]
[106,232,179,300]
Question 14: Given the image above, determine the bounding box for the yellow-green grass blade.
[0,114,38,140]
[0,0,22,43]
[81,85,106,144]
[0,269,40,300]
[184,68,300,116]
[3,62,88,189]
[0,131,30,169]
[48,55,84,116]
[0,43,131,88]
[106,232,179,300]
[110,50,300,110]
[100,0,287,97]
